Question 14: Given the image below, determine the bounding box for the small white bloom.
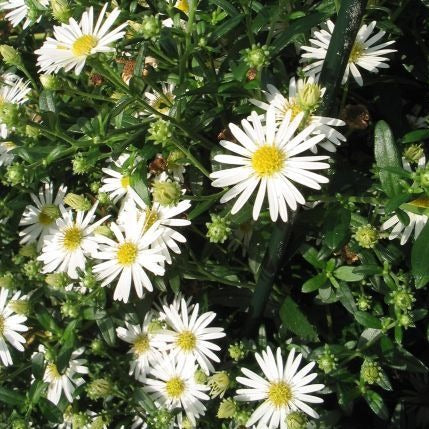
[0,73,31,138]
[92,214,165,303]
[0,287,29,366]
[210,108,330,222]
[35,3,127,75]
[116,312,163,380]
[143,82,176,116]
[143,354,209,426]
[235,347,324,429]
[19,182,67,250]
[38,202,109,279]
[250,78,346,152]
[381,210,428,245]
[119,189,191,264]
[301,20,396,86]
[0,0,48,28]
[43,347,89,405]
[157,298,225,375]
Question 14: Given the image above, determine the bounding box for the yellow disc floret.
[143,208,159,232]
[0,314,4,337]
[176,330,197,351]
[268,381,293,407]
[133,333,150,355]
[71,35,98,57]
[120,175,130,189]
[165,376,186,398]
[251,145,285,177]
[117,242,138,266]
[38,204,59,225]
[349,41,364,63]
[62,225,83,251]
[46,362,61,379]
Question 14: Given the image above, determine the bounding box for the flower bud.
[23,260,43,280]
[90,416,110,429]
[5,163,25,186]
[228,341,246,362]
[97,192,110,205]
[357,294,372,311]
[90,338,105,355]
[242,44,270,69]
[141,15,161,40]
[217,398,237,419]
[389,287,415,311]
[398,312,414,328]
[19,243,37,258]
[40,74,61,90]
[50,0,71,23]
[286,412,308,429]
[403,144,425,165]
[354,224,379,249]
[148,119,172,146]
[360,359,381,385]
[152,180,181,207]
[206,214,231,244]
[0,45,23,67]
[0,274,13,289]
[297,82,323,112]
[208,371,230,398]
[194,368,207,384]
[317,346,337,374]
[63,193,92,211]
[0,103,20,129]
[45,272,71,288]
[9,298,30,315]
[72,153,92,175]
[86,378,113,400]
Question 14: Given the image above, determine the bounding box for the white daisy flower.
[0,287,29,366]
[301,20,396,86]
[116,311,163,380]
[143,354,209,426]
[143,82,176,116]
[35,3,127,75]
[157,298,225,375]
[235,347,324,429]
[119,189,191,264]
[92,214,165,303]
[0,73,31,138]
[381,210,428,245]
[250,77,346,152]
[43,347,89,405]
[131,416,148,429]
[19,182,67,250]
[156,292,194,322]
[0,141,16,167]
[99,153,140,205]
[210,108,330,222]
[0,0,48,28]
[38,202,109,279]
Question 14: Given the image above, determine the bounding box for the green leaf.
[0,386,25,406]
[302,273,328,293]
[279,296,318,340]
[322,206,351,251]
[374,120,402,197]
[401,128,429,144]
[209,0,239,15]
[357,328,383,349]
[333,266,365,282]
[354,311,382,329]
[39,90,56,113]
[32,352,45,380]
[39,397,63,423]
[337,282,357,314]
[56,320,77,373]
[300,244,325,269]
[96,317,116,346]
[209,15,242,42]
[130,174,150,206]
[411,222,429,278]
[35,306,61,335]
[377,370,393,391]
[353,264,383,276]
[364,390,389,420]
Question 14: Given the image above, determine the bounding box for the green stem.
[244,0,368,337]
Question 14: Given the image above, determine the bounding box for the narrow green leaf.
[334,266,365,282]
[302,273,327,293]
[209,0,239,16]
[96,317,116,346]
[32,352,45,380]
[354,311,382,329]
[300,244,325,269]
[322,206,350,250]
[209,15,242,42]
[411,222,429,278]
[279,296,318,340]
[401,128,429,144]
[374,120,402,197]
[0,386,25,406]
[364,390,389,420]
[39,90,56,113]
[39,397,63,423]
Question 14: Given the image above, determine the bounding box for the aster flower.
[381,210,428,245]
[143,354,209,426]
[35,3,127,75]
[118,189,191,264]
[0,73,31,138]
[210,108,330,222]
[116,312,163,380]
[250,77,346,152]
[99,153,140,205]
[301,20,396,86]
[156,298,225,375]
[19,182,67,250]
[92,214,165,303]
[235,347,324,429]
[0,287,29,366]
[43,347,88,404]
[38,202,109,279]
[143,82,176,116]
[0,0,48,28]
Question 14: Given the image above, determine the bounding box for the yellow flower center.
[251,145,285,177]
[280,100,303,121]
[71,35,98,57]
[120,175,130,189]
[38,205,59,225]
[133,333,150,355]
[349,41,365,63]
[150,92,174,115]
[267,381,293,407]
[165,376,186,398]
[117,242,138,266]
[46,362,61,379]
[143,208,159,232]
[0,314,4,336]
[62,225,83,251]
[175,0,189,13]
[176,330,196,351]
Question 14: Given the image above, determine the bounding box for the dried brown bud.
[341,245,359,265]
[149,155,167,174]
[217,128,235,142]
[90,74,103,86]
[246,67,257,81]
[341,104,370,130]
